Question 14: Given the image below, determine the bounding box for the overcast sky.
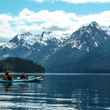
[0,0,110,41]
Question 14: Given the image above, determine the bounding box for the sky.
[0,0,110,41]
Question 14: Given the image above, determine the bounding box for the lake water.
[0,74,110,110]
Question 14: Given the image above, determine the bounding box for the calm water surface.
[0,74,110,110]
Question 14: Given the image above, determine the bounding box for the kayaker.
[20,72,28,79]
[3,71,12,80]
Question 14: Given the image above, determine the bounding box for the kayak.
[0,76,43,83]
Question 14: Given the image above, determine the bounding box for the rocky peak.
[65,22,110,52]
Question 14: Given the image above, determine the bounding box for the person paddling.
[3,71,12,80]
[20,72,27,79]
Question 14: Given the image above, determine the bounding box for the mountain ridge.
[0,21,110,73]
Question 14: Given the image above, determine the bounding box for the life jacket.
[6,75,12,80]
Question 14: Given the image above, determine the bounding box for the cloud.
[11,9,78,34]
[0,14,15,40]
[0,8,110,41]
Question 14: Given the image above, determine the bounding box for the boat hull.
[0,77,43,83]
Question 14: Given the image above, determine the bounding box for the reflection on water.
[0,75,110,110]
[3,83,12,92]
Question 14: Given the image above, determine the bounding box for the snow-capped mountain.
[0,31,67,63]
[45,22,110,72]
[64,21,110,52]
[0,21,110,73]
[9,31,66,47]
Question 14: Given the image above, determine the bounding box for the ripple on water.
[0,101,78,110]
[0,75,110,110]
[0,93,79,110]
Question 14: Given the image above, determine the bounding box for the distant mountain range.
[0,21,110,73]
[0,31,66,63]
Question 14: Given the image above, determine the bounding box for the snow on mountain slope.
[45,22,110,72]
[102,26,110,36]
[0,21,110,64]
[0,31,69,49]
[64,21,110,52]
[0,31,70,62]
[0,42,17,49]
